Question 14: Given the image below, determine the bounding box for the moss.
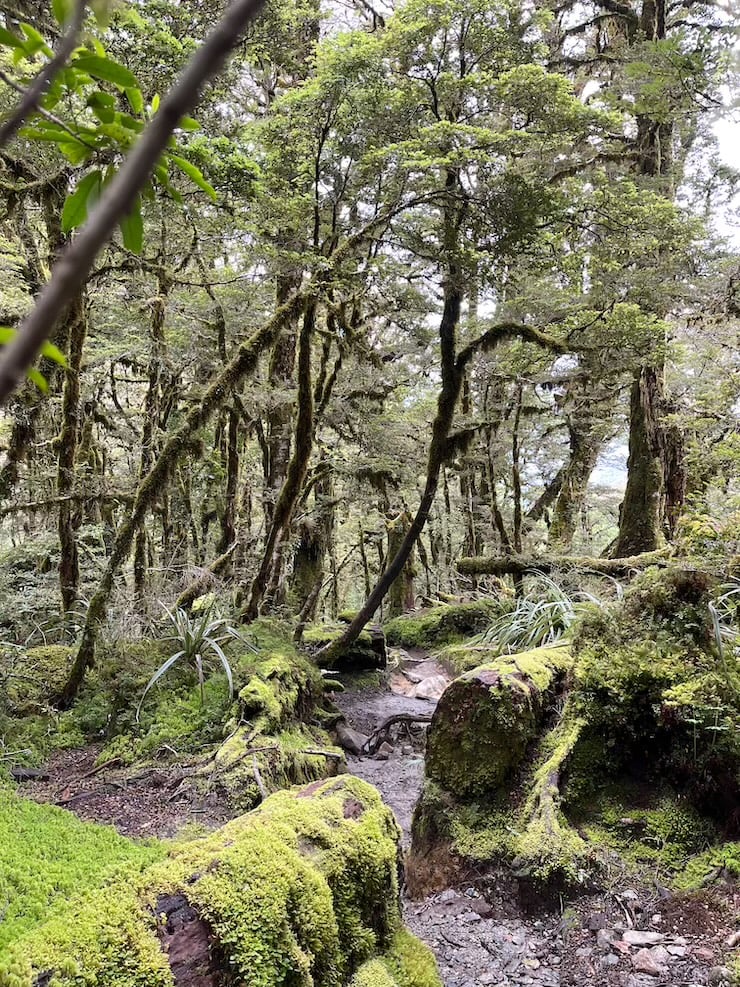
[0,791,164,950]
[213,724,345,810]
[676,842,740,890]
[425,646,571,796]
[3,646,75,712]
[351,959,397,987]
[0,777,412,987]
[384,600,504,650]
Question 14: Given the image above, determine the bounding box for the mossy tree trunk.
[613,368,666,556]
[548,424,602,552]
[56,289,88,618]
[242,299,317,621]
[134,261,171,601]
[613,0,686,556]
[291,462,335,617]
[387,509,416,618]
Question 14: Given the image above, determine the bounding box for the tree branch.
[0,0,87,151]
[0,0,268,404]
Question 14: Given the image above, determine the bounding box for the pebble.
[709,967,733,986]
[632,947,665,976]
[726,930,740,949]
[623,929,665,946]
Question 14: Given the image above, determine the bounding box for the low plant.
[471,573,615,653]
[708,579,740,698]
[136,605,245,722]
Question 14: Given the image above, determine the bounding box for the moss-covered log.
[303,623,387,672]
[410,569,740,892]
[384,599,504,650]
[0,777,441,987]
[425,646,572,796]
[456,549,672,578]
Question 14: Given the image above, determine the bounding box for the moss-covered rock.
[384,600,505,651]
[0,777,439,987]
[425,646,572,797]
[410,568,740,892]
[304,623,387,672]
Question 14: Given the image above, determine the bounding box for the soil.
[16,650,740,987]
[20,745,230,837]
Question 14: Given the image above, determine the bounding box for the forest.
[0,0,738,984]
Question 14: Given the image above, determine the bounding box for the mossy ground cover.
[0,776,439,987]
[0,787,165,951]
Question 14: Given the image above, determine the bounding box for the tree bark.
[56,289,87,617]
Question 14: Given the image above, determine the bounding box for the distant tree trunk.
[242,299,317,620]
[56,290,88,617]
[549,425,602,552]
[386,508,416,617]
[615,369,664,555]
[134,265,170,601]
[217,407,240,566]
[263,273,300,527]
[291,463,334,616]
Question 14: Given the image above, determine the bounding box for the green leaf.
[40,340,67,366]
[177,116,201,132]
[125,87,144,115]
[0,26,28,51]
[73,53,138,89]
[62,170,102,233]
[19,23,52,56]
[27,368,48,393]
[58,139,92,166]
[117,113,144,133]
[151,93,160,113]
[87,91,116,123]
[0,328,64,385]
[51,0,73,26]
[119,195,143,253]
[169,154,217,201]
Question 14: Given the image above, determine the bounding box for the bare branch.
[0,0,268,404]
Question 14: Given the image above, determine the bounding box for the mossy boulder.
[303,623,387,672]
[384,600,504,651]
[410,568,740,892]
[0,777,440,987]
[425,646,572,797]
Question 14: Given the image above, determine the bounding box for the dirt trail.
[334,656,738,987]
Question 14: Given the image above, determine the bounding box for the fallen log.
[456,549,672,578]
[362,713,434,755]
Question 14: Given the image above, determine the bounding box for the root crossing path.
[334,655,737,987]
